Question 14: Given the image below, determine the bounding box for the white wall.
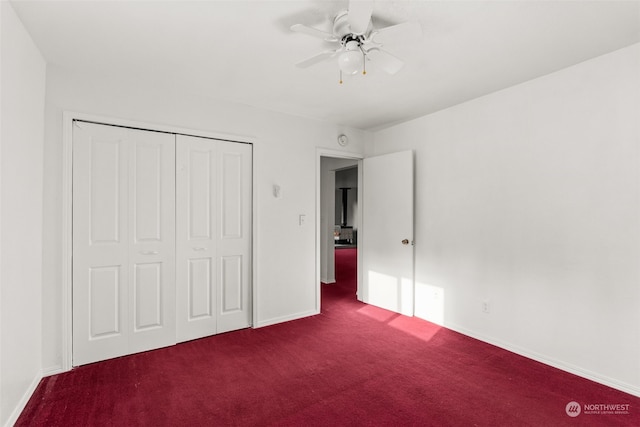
[41,65,367,372]
[373,43,640,396]
[0,2,46,425]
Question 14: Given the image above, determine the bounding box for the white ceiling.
[10,0,640,130]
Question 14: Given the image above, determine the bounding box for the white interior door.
[216,140,252,333]
[72,122,128,364]
[73,122,176,365]
[127,128,176,354]
[176,135,252,342]
[361,150,414,316]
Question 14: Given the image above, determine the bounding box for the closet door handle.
[140,250,159,255]
[192,247,208,251]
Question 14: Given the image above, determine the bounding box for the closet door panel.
[128,129,176,353]
[133,262,163,330]
[189,258,213,319]
[89,266,122,338]
[176,135,218,342]
[133,144,163,242]
[220,255,243,313]
[176,136,252,340]
[188,149,213,240]
[73,122,130,366]
[217,141,252,333]
[73,123,176,365]
[89,139,121,243]
[220,151,243,239]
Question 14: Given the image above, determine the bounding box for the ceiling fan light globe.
[338,50,363,75]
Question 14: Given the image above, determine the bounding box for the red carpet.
[17,248,640,426]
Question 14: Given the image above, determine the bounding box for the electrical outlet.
[482,300,490,314]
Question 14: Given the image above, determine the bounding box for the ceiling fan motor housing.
[342,34,364,50]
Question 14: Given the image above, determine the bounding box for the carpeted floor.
[16,248,640,426]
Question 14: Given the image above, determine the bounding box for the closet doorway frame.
[61,111,257,372]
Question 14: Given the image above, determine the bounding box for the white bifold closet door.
[73,122,252,366]
[176,135,252,342]
[72,122,176,366]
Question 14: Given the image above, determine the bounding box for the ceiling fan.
[290,0,421,83]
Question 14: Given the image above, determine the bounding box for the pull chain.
[339,70,343,85]
[362,50,367,75]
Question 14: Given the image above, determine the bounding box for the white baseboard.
[445,322,640,398]
[254,309,319,328]
[4,372,42,427]
[42,364,65,377]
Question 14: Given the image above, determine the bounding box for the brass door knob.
[402,239,410,245]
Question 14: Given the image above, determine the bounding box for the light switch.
[299,214,306,226]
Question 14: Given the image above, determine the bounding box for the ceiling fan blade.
[290,24,338,42]
[348,0,373,34]
[295,50,339,68]
[372,22,422,46]
[366,48,405,75]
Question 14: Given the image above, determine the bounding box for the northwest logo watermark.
[565,401,581,417]
[566,401,631,417]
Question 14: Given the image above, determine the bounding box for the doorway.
[316,149,415,318]
[317,152,363,309]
